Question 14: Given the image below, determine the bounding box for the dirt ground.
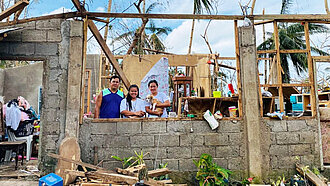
[0,160,40,185]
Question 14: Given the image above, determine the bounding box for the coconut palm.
[257,0,329,83]
[194,0,212,14]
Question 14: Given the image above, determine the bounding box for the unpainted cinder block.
[179,159,198,171]
[70,21,83,37]
[131,135,154,147]
[35,43,58,56]
[179,134,204,146]
[299,132,315,144]
[228,157,244,170]
[9,43,35,55]
[276,132,300,144]
[90,122,116,135]
[192,146,215,158]
[167,147,191,159]
[287,120,308,131]
[47,30,62,42]
[142,121,166,134]
[204,133,229,146]
[219,120,242,132]
[154,134,179,147]
[117,121,141,134]
[140,147,167,159]
[167,120,192,133]
[215,146,240,158]
[213,158,228,169]
[269,145,289,156]
[22,30,47,42]
[288,144,312,156]
[36,19,62,30]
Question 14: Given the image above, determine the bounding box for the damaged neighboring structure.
[0,0,329,184]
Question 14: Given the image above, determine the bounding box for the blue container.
[39,173,63,186]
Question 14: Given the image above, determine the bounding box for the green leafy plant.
[193,153,231,186]
[111,150,147,169]
[271,175,286,186]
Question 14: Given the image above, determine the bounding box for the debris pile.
[49,153,186,186]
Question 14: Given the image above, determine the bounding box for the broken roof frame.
[1,0,329,120]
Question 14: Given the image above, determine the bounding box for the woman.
[145,80,170,117]
[120,84,146,118]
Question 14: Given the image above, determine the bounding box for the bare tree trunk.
[126,19,149,55]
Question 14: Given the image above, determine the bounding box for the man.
[94,75,124,118]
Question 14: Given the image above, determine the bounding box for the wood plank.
[148,168,171,178]
[296,164,327,186]
[87,171,138,185]
[304,22,317,117]
[144,178,166,186]
[312,56,330,62]
[260,83,311,87]
[0,0,29,21]
[80,18,88,125]
[0,12,79,27]
[257,50,277,54]
[234,20,242,117]
[273,21,284,113]
[49,153,109,172]
[280,49,307,53]
[85,12,330,20]
[254,20,274,25]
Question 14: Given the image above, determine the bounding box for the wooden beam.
[250,0,257,15]
[312,56,330,62]
[0,0,29,21]
[0,12,79,27]
[48,153,110,172]
[273,21,284,113]
[325,0,330,14]
[254,20,274,25]
[217,63,236,70]
[86,171,138,185]
[296,164,327,186]
[79,18,88,125]
[85,12,330,20]
[260,83,311,87]
[89,17,109,24]
[280,49,307,53]
[304,22,317,117]
[234,20,242,117]
[88,20,130,89]
[257,50,277,54]
[148,168,171,178]
[143,48,174,54]
[217,57,236,60]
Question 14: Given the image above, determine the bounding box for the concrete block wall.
[79,119,247,176]
[0,19,83,173]
[2,62,43,109]
[262,119,320,178]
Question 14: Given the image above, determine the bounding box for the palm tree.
[194,0,212,14]
[257,0,329,83]
[112,3,172,55]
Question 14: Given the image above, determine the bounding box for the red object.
[207,60,213,64]
[228,83,235,94]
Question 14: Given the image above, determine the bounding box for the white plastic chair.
[6,129,32,161]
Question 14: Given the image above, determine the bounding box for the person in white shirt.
[120,84,146,118]
[145,80,170,118]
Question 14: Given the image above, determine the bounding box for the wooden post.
[234,20,242,117]
[177,97,182,117]
[79,17,88,124]
[325,0,329,14]
[273,21,284,113]
[304,22,317,116]
[0,0,29,21]
[86,70,92,114]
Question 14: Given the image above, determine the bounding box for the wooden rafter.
[84,12,330,20]
[0,0,29,21]
[71,0,130,89]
